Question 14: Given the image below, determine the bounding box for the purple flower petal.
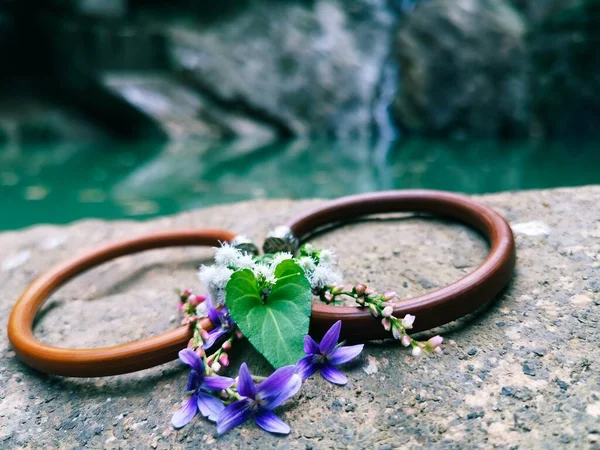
[171,396,198,429]
[187,370,201,391]
[328,344,364,365]
[203,327,228,350]
[205,296,221,325]
[201,375,235,391]
[216,398,253,435]
[295,355,319,380]
[304,335,319,355]
[320,365,348,385]
[319,320,342,354]
[260,373,302,410]
[256,365,296,404]
[236,363,256,399]
[254,409,290,435]
[196,392,224,422]
[179,348,204,375]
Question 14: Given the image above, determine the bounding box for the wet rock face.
[167,0,397,139]
[394,0,529,138]
[529,0,600,139]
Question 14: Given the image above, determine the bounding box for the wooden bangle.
[265,190,516,341]
[8,191,515,377]
[7,229,236,377]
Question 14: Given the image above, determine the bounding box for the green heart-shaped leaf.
[225,260,312,368]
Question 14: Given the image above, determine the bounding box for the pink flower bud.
[220,390,229,400]
[195,347,205,358]
[332,285,344,294]
[355,284,367,296]
[402,314,416,329]
[211,362,222,373]
[434,347,443,354]
[401,335,411,347]
[222,341,232,351]
[324,291,333,302]
[365,287,375,295]
[427,335,443,349]
[200,329,210,341]
[206,355,215,366]
[411,346,422,357]
[382,291,397,301]
[181,288,192,299]
[381,318,392,331]
[219,353,230,367]
[392,325,401,340]
[368,304,379,317]
[187,338,194,349]
[235,329,244,339]
[187,294,199,306]
[382,305,393,317]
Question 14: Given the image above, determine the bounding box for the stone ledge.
[1,186,599,448]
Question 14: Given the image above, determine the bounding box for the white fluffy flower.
[199,265,234,305]
[297,256,316,273]
[253,263,276,284]
[199,265,233,290]
[214,243,243,268]
[310,263,342,290]
[270,252,293,269]
[236,253,256,269]
[195,302,208,318]
[199,265,218,287]
[318,249,336,266]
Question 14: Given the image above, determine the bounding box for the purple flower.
[203,296,233,349]
[296,320,363,385]
[217,363,301,435]
[172,349,235,428]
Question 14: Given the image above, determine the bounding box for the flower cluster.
[322,284,444,356]
[173,321,363,435]
[199,243,293,306]
[173,242,445,437]
[179,289,235,361]
[296,244,343,294]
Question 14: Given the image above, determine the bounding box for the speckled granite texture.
[1,187,600,449]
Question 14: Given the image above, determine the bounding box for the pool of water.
[1,138,599,231]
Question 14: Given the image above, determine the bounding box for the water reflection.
[1,138,599,230]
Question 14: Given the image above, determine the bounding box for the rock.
[394,0,529,138]
[101,73,278,141]
[529,0,600,139]
[1,186,600,447]
[15,108,107,144]
[167,0,397,138]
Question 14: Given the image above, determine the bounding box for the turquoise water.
[1,138,599,231]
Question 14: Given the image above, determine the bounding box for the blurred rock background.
[0,0,598,143]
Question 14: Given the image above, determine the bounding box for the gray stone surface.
[394,0,529,138]
[167,0,397,139]
[1,186,600,448]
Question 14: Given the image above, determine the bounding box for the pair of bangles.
[7,190,515,378]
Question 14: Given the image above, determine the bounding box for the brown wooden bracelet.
[8,191,515,377]
[7,229,237,377]
[263,190,516,341]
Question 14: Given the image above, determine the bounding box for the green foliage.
[225,260,312,369]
